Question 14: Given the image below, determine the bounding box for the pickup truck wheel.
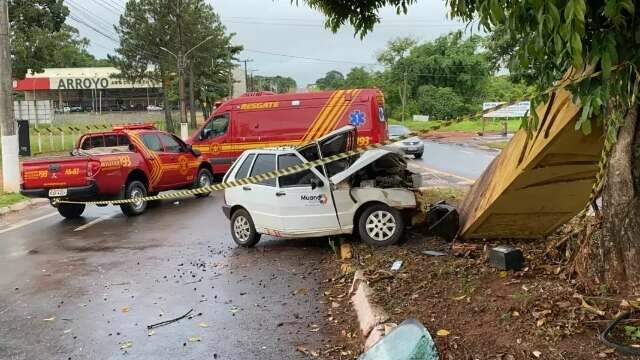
[358,204,404,246]
[230,209,260,247]
[194,168,213,198]
[57,203,85,219]
[120,180,148,216]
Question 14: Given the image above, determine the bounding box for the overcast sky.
[67,0,469,87]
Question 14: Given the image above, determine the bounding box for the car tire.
[57,203,85,219]
[230,209,261,247]
[120,180,148,217]
[414,152,423,159]
[358,203,404,246]
[194,168,213,198]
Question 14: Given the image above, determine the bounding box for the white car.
[222,126,420,247]
[146,104,163,111]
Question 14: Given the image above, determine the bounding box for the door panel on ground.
[244,154,280,233]
[275,153,340,235]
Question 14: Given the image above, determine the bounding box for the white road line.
[0,212,59,235]
[73,214,115,232]
[412,163,476,183]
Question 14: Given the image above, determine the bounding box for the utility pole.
[188,64,196,128]
[239,59,253,92]
[0,0,19,192]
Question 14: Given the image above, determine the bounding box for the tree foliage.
[252,75,297,93]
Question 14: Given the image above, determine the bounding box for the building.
[12,66,247,114]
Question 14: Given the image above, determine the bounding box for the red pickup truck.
[20,124,214,218]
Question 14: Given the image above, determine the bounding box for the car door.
[139,132,178,189]
[157,133,196,187]
[241,153,281,233]
[274,153,340,236]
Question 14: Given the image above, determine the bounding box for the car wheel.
[358,203,404,246]
[120,180,148,217]
[230,209,260,247]
[414,152,423,159]
[194,168,213,198]
[57,203,86,219]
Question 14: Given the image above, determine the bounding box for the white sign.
[482,101,530,118]
[51,77,158,90]
[412,114,430,122]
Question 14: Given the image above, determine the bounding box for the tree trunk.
[162,81,174,133]
[601,105,640,292]
[189,65,197,129]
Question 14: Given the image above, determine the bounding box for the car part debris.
[390,260,403,271]
[425,201,460,241]
[599,309,640,355]
[359,319,438,360]
[147,309,193,330]
[422,250,447,257]
[489,246,524,271]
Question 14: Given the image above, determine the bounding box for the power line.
[243,48,378,65]
[223,19,463,29]
[65,0,118,38]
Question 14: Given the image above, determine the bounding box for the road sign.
[482,101,530,118]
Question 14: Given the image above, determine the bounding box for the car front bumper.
[222,204,232,219]
[20,182,99,201]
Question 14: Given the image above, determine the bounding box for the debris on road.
[146,309,193,330]
[424,201,459,242]
[359,319,438,360]
[422,250,446,257]
[187,336,201,342]
[119,340,133,350]
[42,316,55,321]
[198,322,209,328]
[489,246,524,271]
[390,260,403,271]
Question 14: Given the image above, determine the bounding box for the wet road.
[417,140,497,179]
[0,196,332,359]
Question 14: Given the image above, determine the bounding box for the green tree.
[314,70,345,90]
[113,0,240,131]
[46,25,107,68]
[343,67,373,89]
[253,75,297,93]
[299,0,640,290]
[9,0,69,78]
[415,85,465,119]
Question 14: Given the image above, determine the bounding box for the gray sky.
[66,0,468,87]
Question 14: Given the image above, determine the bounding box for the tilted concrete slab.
[459,89,604,239]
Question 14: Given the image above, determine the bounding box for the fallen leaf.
[532,350,542,358]
[536,318,545,327]
[296,346,309,355]
[121,307,130,313]
[119,340,133,350]
[198,322,209,328]
[188,336,201,342]
[310,351,320,357]
[453,295,466,301]
[293,288,308,296]
[499,271,508,279]
[331,302,340,308]
[43,317,56,321]
[436,329,450,337]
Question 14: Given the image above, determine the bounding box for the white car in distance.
[222,126,420,247]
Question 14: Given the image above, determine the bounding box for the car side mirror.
[188,145,201,157]
[310,178,324,190]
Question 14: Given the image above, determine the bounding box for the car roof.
[242,147,297,155]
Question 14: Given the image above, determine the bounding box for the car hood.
[330,148,402,184]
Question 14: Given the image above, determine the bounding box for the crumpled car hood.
[330,148,404,184]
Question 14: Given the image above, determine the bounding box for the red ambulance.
[187,88,388,175]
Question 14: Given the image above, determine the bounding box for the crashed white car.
[222,126,421,247]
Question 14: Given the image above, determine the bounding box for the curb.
[349,269,396,352]
[0,198,49,216]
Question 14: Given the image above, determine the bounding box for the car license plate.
[48,188,68,197]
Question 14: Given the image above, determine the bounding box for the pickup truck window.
[80,134,130,150]
[105,134,118,147]
[278,154,317,187]
[158,133,183,153]
[141,134,163,152]
[235,154,255,179]
[250,154,276,187]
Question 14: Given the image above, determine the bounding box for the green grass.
[390,118,523,133]
[0,192,28,208]
[483,140,510,150]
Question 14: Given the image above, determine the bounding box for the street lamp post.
[160,35,215,140]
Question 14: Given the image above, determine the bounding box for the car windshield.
[389,125,411,136]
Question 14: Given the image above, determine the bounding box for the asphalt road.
[417,140,497,180]
[0,195,332,360]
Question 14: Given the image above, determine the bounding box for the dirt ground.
[318,191,640,360]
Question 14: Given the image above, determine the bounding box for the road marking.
[0,212,59,235]
[73,214,116,232]
[410,162,476,183]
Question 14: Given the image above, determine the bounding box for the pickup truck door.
[139,133,180,189]
[157,133,197,186]
[274,153,340,236]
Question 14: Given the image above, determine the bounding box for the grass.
[0,192,28,208]
[390,118,523,133]
[483,140,510,150]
